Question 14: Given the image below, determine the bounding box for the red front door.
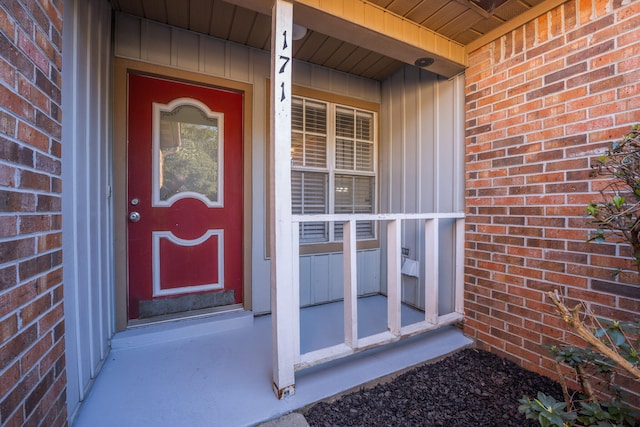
[127,73,243,320]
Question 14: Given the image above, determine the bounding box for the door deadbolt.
[129,212,141,222]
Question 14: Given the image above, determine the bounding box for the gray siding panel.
[299,256,312,306]
[310,255,331,304]
[381,66,465,311]
[299,250,381,307]
[358,250,381,295]
[62,0,113,420]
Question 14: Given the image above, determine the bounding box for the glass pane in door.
[158,103,220,203]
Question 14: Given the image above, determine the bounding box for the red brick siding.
[0,1,66,426]
[465,0,640,408]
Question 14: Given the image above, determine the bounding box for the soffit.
[111,0,559,80]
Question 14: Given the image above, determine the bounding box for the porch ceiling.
[111,0,562,80]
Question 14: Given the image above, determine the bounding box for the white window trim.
[292,95,378,244]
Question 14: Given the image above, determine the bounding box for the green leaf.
[609,328,626,346]
[578,401,613,424]
[604,400,639,426]
[612,195,626,209]
[587,230,607,243]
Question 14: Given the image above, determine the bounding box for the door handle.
[129,212,141,222]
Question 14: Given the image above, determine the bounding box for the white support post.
[270,0,295,400]
[455,218,465,315]
[424,218,439,324]
[343,220,358,348]
[387,219,401,336]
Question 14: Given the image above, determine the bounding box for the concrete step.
[255,413,309,427]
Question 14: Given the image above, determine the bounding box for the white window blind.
[291,98,327,168]
[291,95,377,244]
[292,171,328,242]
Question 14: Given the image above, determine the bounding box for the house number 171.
[279,30,291,101]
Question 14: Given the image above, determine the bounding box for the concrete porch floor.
[72,296,472,427]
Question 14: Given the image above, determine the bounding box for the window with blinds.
[291,96,377,244]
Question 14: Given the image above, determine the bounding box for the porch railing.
[290,212,465,371]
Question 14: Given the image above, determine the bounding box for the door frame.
[114,58,253,331]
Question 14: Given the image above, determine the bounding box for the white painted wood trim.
[438,311,465,325]
[400,321,437,336]
[424,218,439,324]
[292,214,465,373]
[292,212,465,222]
[400,312,464,336]
[455,218,465,315]
[292,221,301,365]
[270,0,296,400]
[357,331,398,349]
[387,219,401,336]
[297,313,465,371]
[297,343,353,370]
[343,220,358,348]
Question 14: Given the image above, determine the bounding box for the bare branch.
[547,290,640,381]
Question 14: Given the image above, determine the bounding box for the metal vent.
[470,0,510,13]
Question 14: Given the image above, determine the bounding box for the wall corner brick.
[0,0,66,425]
[464,0,640,409]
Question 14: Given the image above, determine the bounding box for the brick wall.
[0,1,66,426]
[464,0,640,407]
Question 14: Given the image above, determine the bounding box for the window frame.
[292,95,378,245]
[265,83,381,256]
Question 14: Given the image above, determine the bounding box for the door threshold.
[127,303,245,329]
[114,305,252,350]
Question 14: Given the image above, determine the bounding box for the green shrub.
[519,125,640,426]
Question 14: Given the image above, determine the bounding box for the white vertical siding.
[62,0,113,420]
[381,66,465,312]
[113,13,381,314]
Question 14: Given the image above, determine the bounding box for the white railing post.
[292,221,301,364]
[270,0,295,399]
[387,219,401,335]
[424,218,439,324]
[455,218,465,315]
[294,213,465,371]
[343,220,358,348]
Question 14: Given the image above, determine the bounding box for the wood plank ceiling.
[112,0,548,80]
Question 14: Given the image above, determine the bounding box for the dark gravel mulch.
[302,348,563,427]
